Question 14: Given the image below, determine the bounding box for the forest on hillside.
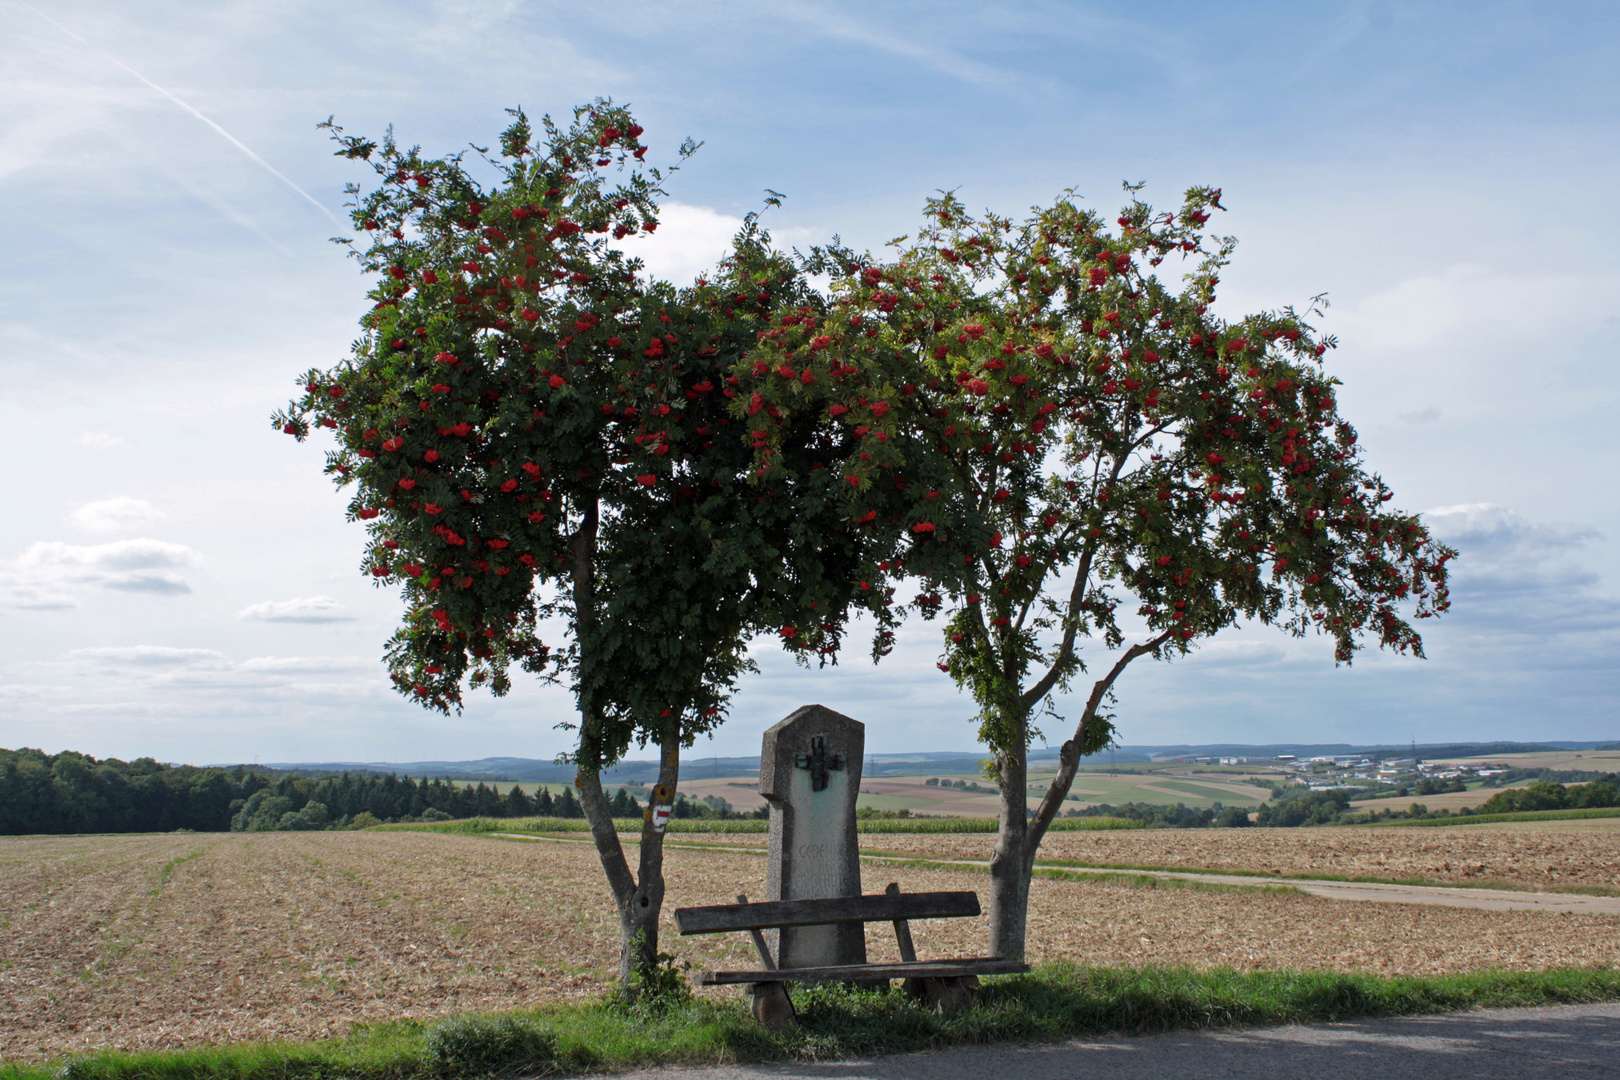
[0,747,670,834]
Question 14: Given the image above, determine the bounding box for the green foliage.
[227,775,561,831]
[11,966,1620,1080]
[1256,789,1353,827]
[1479,765,1620,787]
[279,102,894,775]
[1061,800,1253,828]
[0,745,588,836]
[1260,774,1620,828]
[0,748,268,835]
[738,186,1454,766]
[1214,806,1253,827]
[726,180,1455,955]
[1413,775,1467,796]
[426,1015,558,1072]
[619,933,693,1012]
[2,742,634,837]
[1476,776,1619,814]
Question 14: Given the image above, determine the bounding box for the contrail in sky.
[15,0,341,224]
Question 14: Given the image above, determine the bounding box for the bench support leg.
[749,981,796,1029]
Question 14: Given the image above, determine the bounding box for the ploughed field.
[4,828,1619,1062]
[694,819,1620,890]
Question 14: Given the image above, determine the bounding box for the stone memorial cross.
[759,704,866,969]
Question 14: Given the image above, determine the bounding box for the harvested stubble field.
[4,829,1619,1063]
[691,821,1620,890]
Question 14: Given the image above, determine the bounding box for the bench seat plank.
[696,957,1028,985]
[675,891,980,935]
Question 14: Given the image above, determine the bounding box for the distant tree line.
[226,772,627,831]
[2,748,261,835]
[1476,766,1618,788]
[1064,801,1254,829]
[0,747,775,834]
[1254,773,1620,827]
[1255,788,1353,827]
[0,747,644,835]
[1473,777,1619,815]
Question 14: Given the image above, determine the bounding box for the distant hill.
[258,740,1611,782]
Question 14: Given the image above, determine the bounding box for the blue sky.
[2,0,1616,765]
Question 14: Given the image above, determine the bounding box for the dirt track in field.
[4,830,1619,1063]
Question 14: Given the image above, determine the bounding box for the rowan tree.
[739,185,1456,959]
[275,102,890,988]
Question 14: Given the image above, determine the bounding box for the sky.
[2,0,1616,766]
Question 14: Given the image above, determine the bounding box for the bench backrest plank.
[675,890,980,935]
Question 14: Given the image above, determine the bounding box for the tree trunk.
[567,489,683,995]
[989,633,1172,961]
[988,712,1033,960]
[576,723,682,993]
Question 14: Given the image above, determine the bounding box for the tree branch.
[1024,629,1173,857]
[1018,449,1130,710]
[576,763,637,904]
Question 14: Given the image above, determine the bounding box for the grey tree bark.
[577,730,681,990]
[565,489,683,993]
[986,632,1173,960]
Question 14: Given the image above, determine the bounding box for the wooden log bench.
[673,883,1029,1027]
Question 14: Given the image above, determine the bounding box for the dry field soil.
[3,825,1618,1063]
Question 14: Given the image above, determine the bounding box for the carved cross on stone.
[795,735,845,792]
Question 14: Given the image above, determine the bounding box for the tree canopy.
[737,184,1456,955]
[278,98,1457,969]
[276,100,899,987]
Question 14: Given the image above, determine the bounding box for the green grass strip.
[1355,808,1620,828]
[8,965,1618,1079]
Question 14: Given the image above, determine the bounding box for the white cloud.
[237,655,374,674]
[71,645,225,665]
[69,496,163,533]
[55,647,386,700]
[0,538,201,609]
[615,202,748,287]
[76,432,126,449]
[614,203,825,288]
[237,596,355,623]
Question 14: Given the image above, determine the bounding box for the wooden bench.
[673,883,1028,1027]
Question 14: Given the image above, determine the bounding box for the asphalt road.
[599,1003,1620,1080]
